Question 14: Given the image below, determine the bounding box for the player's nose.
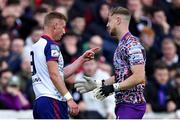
[106,24,110,31]
[63,29,66,34]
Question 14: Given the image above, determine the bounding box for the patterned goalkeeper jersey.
[113,32,146,104]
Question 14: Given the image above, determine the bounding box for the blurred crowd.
[0,0,180,119]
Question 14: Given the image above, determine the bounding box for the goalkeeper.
[75,7,146,119]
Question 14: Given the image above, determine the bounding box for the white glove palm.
[74,76,101,93]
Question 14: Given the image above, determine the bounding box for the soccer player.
[75,7,146,119]
[31,12,98,119]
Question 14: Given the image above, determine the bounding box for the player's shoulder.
[126,34,144,50]
[40,35,60,52]
[33,37,47,47]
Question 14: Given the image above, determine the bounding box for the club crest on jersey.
[50,44,60,57]
[51,49,59,57]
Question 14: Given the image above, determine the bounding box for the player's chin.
[57,34,63,40]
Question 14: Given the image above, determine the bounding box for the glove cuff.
[113,83,120,92]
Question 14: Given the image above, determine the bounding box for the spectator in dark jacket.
[145,61,177,113]
[0,32,22,73]
[161,37,179,68]
[151,7,170,50]
[171,71,180,109]
[171,22,180,57]
[140,27,160,78]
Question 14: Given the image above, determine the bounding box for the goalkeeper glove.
[74,76,103,93]
[94,83,120,101]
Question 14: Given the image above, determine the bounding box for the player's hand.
[74,76,101,93]
[82,48,99,62]
[94,85,114,101]
[67,99,79,116]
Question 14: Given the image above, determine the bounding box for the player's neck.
[117,29,129,41]
[43,32,55,41]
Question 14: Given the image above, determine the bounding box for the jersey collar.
[118,32,131,45]
[41,35,59,45]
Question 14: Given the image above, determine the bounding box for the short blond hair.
[44,12,67,26]
[110,7,131,17]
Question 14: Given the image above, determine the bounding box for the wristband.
[113,83,120,92]
[64,92,73,101]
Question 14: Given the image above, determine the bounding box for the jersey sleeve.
[44,42,60,62]
[126,40,146,66]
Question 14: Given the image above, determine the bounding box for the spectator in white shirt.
[75,59,115,119]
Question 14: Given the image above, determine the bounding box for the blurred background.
[0,0,180,119]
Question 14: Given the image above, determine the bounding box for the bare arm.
[94,64,145,101]
[103,65,145,90]
[48,61,69,96]
[64,56,84,79]
[64,48,99,79]
[118,64,145,90]
[104,76,115,85]
[48,61,79,115]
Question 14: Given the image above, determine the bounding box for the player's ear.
[116,16,121,25]
[53,22,58,31]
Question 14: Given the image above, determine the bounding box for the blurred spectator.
[34,7,48,27]
[17,58,34,106]
[0,59,8,71]
[17,58,31,91]
[85,1,110,40]
[0,0,36,39]
[60,32,82,86]
[0,0,6,10]
[85,1,117,64]
[151,7,170,49]
[54,5,68,19]
[127,0,152,36]
[23,26,43,59]
[70,15,86,36]
[0,72,30,110]
[19,0,33,19]
[57,0,75,11]
[98,62,113,76]
[84,35,105,62]
[171,22,180,57]
[151,7,170,35]
[40,0,55,12]
[161,38,179,67]
[11,38,24,56]
[75,59,115,119]
[25,26,43,46]
[60,32,81,66]
[141,0,154,8]
[169,64,180,80]
[145,61,176,112]
[140,27,160,78]
[172,71,180,109]
[0,69,12,92]
[0,32,21,73]
[170,0,180,25]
